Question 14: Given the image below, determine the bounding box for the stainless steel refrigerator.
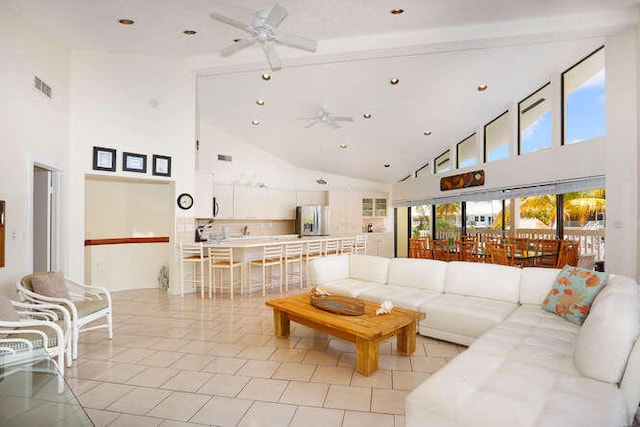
[295,206,330,236]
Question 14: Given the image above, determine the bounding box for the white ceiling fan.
[299,107,354,129]
[210,4,318,71]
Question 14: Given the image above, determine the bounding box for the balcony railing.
[429,227,604,260]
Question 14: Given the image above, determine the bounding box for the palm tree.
[436,203,460,223]
[564,189,606,226]
[519,194,556,227]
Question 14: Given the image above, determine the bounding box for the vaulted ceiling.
[8,0,639,182]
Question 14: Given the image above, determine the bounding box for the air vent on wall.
[217,154,233,162]
[34,76,52,98]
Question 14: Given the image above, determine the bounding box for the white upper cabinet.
[328,191,362,234]
[193,172,214,218]
[296,191,327,206]
[234,187,296,219]
[213,183,234,219]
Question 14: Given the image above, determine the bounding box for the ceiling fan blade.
[329,116,353,122]
[264,4,288,29]
[220,37,256,56]
[209,13,252,33]
[304,120,318,128]
[274,33,317,52]
[261,41,281,70]
[327,121,341,129]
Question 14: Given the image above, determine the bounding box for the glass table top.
[0,349,93,427]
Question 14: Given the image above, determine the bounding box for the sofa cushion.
[506,304,579,333]
[320,279,384,298]
[519,267,560,305]
[307,255,349,286]
[574,283,638,384]
[419,294,518,344]
[405,349,628,427]
[444,262,521,303]
[358,286,441,310]
[387,258,448,291]
[541,266,608,325]
[30,272,70,300]
[349,255,390,284]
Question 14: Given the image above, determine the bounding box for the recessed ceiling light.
[256,99,265,106]
[251,119,260,126]
[390,9,404,15]
[423,131,432,136]
[233,38,242,43]
[384,164,391,168]
[363,113,372,119]
[261,73,271,81]
[339,144,348,149]
[183,30,197,35]
[316,178,328,185]
[118,18,135,25]
[390,78,399,85]
[477,84,488,92]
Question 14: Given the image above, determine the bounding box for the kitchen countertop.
[204,234,364,248]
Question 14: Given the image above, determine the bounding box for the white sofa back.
[519,267,561,304]
[444,261,522,303]
[387,258,448,291]
[307,255,349,286]
[349,255,390,284]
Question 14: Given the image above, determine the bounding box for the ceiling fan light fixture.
[261,73,271,81]
[363,113,372,119]
[477,84,488,92]
[384,164,391,168]
[390,78,399,85]
[118,18,135,25]
[339,144,348,149]
[391,9,405,15]
[251,119,260,126]
[424,130,432,136]
[183,30,197,35]
[256,99,265,106]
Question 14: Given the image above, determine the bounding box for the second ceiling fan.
[210,4,318,71]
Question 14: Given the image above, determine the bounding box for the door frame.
[30,160,62,272]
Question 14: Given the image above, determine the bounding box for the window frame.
[434,150,451,174]
[456,133,477,169]
[560,45,605,146]
[483,110,510,163]
[517,82,552,156]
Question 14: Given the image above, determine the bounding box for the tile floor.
[68,288,466,427]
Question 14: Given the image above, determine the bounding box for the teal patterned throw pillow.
[541,265,608,326]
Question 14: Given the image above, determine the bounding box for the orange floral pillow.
[542,266,608,325]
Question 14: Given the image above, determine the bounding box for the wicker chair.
[431,240,451,262]
[1,294,72,375]
[557,240,580,268]
[535,239,563,268]
[456,240,478,262]
[17,273,112,360]
[486,243,515,266]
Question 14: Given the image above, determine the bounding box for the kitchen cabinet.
[362,195,388,217]
[365,233,394,258]
[234,187,296,219]
[296,191,326,206]
[213,183,234,218]
[328,191,362,234]
[193,172,213,218]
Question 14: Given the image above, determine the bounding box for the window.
[435,203,460,242]
[484,111,510,162]
[562,47,605,145]
[434,150,451,174]
[519,84,552,155]
[415,163,430,178]
[465,200,506,242]
[411,205,432,238]
[456,134,477,169]
[518,193,557,237]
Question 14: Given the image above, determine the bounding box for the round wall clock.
[177,193,194,210]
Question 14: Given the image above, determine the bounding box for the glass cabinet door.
[375,199,387,217]
[362,198,373,217]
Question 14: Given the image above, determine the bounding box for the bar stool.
[354,234,368,254]
[284,243,304,291]
[179,243,209,297]
[208,247,243,300]
[249,245,283,296]
[341,237,355,254]
[324,239,341,256]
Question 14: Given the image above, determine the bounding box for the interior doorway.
[33,165,59,272]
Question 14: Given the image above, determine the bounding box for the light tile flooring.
[68,288,466,427]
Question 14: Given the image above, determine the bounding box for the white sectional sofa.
[307,254,640,427]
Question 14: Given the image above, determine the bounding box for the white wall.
[68,51,196,288]
[0,0,71,295]
[198,121,390,193]
[393,28,638,279]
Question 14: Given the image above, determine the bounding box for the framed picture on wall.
[123,152,147,173]
[152,155,171,177]
[92,146,116,172]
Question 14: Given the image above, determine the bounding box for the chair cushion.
[0,293,19,322]
[5,321,64,350]
[74,299,110,318]
[30,272,70,300]
[541,266,608,325]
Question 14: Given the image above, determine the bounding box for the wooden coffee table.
[265,293,425,376]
